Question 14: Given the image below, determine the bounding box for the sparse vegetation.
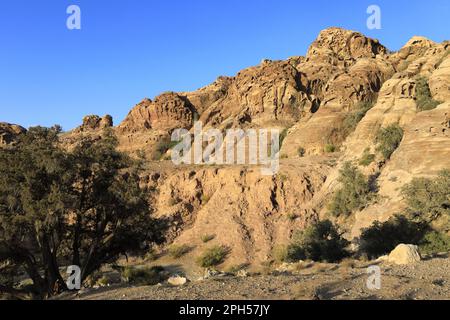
[279,128,289,148]
[152,137,180,160]
[96,276,110,287]
[326,100,376,147]
[415,76,441,111]
[342,101,375,135]
[121,266,165,285]
[328,162,374,217]
[359,215,426,259]
[324,144,336,153]
[284,244,305,263]
[286,212,298,221]
[201,194,211,204]
[273,245,289,263]
[375,124,403,160]
[401,170,450,223]
[197,245,229,268]
[359,171,450,258]
[273,243,304,263]
[144,248,158,262]
[359,148,375,166]
[201,234,215,243]
[297,147,306,157]
[168,244,191,259]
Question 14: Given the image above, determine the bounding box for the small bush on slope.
[359,148,375,166]
[197,245,229,268]
[201,234,215,243]
[375,124,404,160]
[168,244,191,259]
[415,76,441,112]
[324,144,336,153]
[326,100,376,147]
[342,101,375,135]
[121,266,166,285]
[328,162,374,217]
[152,137,180,160]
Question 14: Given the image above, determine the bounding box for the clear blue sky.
[1,0,449,130]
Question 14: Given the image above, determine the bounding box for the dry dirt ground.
[62,255,449,300]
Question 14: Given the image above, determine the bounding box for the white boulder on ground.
[167,276,188,286]
[388,244,421,265]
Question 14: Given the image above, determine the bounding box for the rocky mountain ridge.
[2,27,449,269]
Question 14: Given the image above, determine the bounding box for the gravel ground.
[64,255,450,300]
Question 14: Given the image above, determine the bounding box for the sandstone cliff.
[8,27,449,269]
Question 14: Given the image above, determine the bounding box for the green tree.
[328,162,373,217]
[359,215,426,259]
[401,170,450,223]
[375,124,403,160]
[0,127,164,299]
[291,220,349,263]
[415,77,441,112]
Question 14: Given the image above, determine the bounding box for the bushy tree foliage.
[359,215,426,259]
[375,124,403,160]
[0,127,164,298]
[401,170,450,223]
[415,77,441,112]
[328,162,373,217]
[285,220,349,263]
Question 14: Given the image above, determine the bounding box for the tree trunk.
[40,233,67,296]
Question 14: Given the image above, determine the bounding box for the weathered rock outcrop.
[142,158,330,266]
[27,27,449,268]
[280,28,394,157]
[0,123,26,146]
[75,114,113,132]
[118,92,196,133]
[197,60,312,129]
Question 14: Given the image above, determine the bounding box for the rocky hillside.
[4,27,449,270]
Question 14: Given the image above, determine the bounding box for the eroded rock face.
[199,60,312,128]
[306,27,387,61]
[429,55,450,102]
[143,160,329,266]
[77,115,113,132]
[119,92,196,133]
[280,29,394,157]
[0,123,26,146]
[20,27,449,268]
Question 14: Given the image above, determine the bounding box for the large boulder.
[167,275,188,286]
[388,244,421,265]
